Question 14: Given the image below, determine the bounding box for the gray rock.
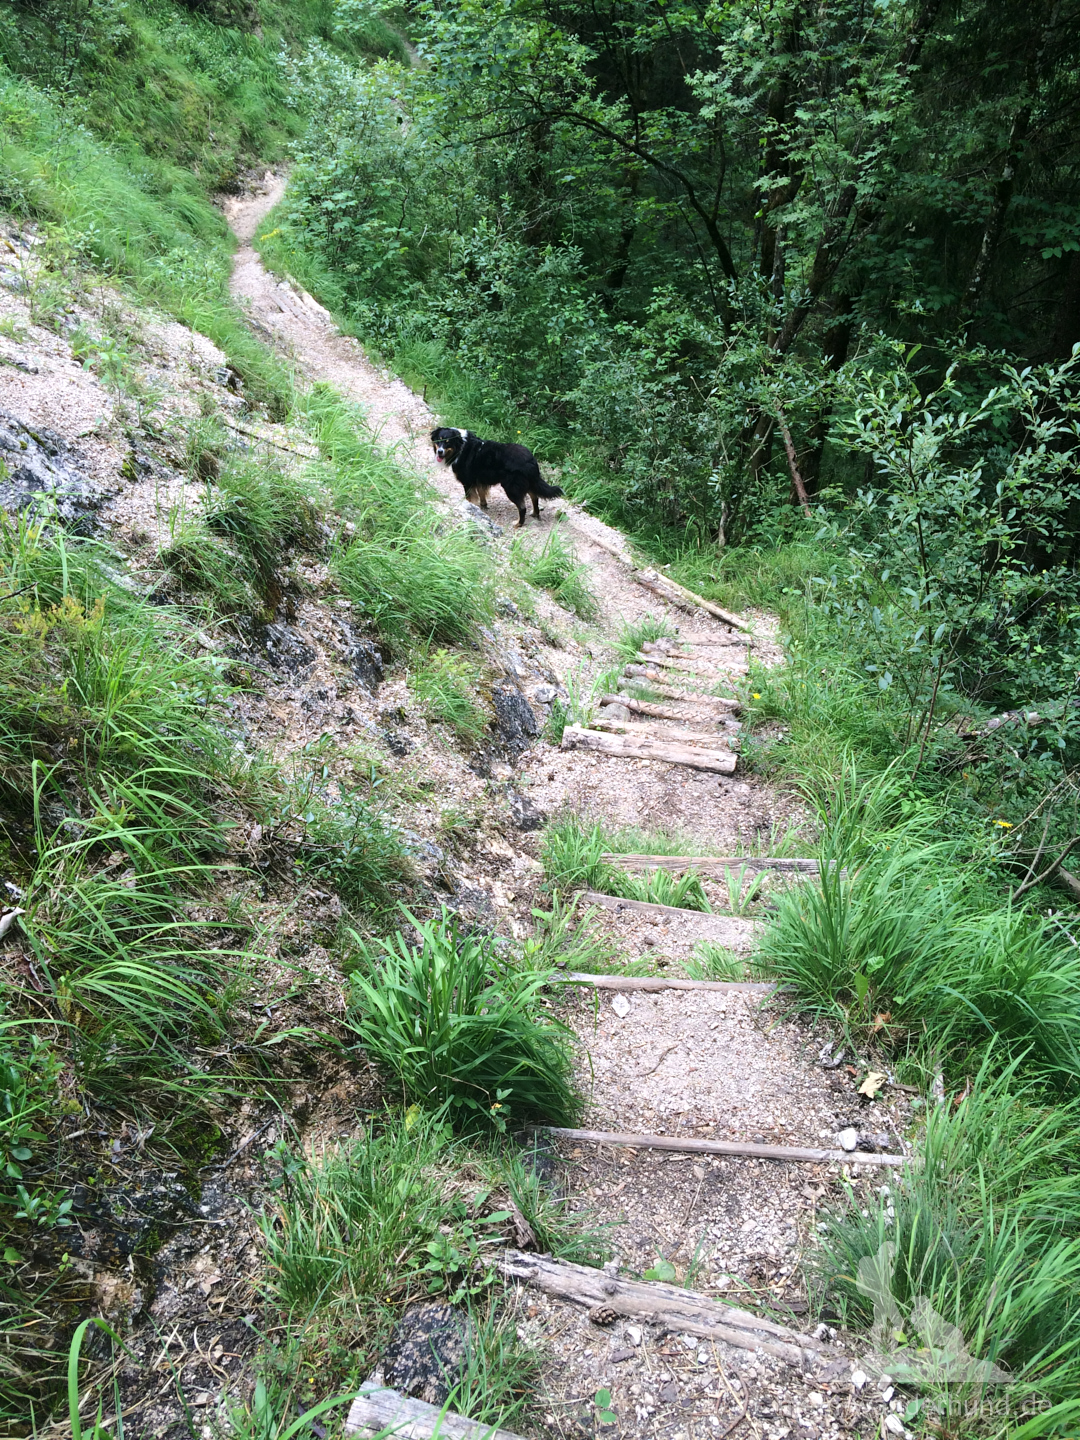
[856,1132,893,1153]
[837,1127,859,1152]
[258,622,316,675]
[532,684,558,706]
[507,788,544,831]
[0,410,108,531]
[639,927,662,949]
[600,702,632,722]
[461,501,503,537]
[383,729,412,756]
[491,685,539,754]
[383,1304,469,1406]
[338,623,384,691]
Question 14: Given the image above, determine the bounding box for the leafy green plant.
[593,1387,618,1427]
[540,816,710,910]
[346,909,579,1132]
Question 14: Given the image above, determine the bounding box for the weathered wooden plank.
[496,1250,838,1368]
[599,693,740,719]
[634,651,723,677]
[564,972,772,993]
[540,1127,907,1169]
[635,569,752,633]
[345,1386,527,1439]
[589,716,737,749]
[601,853,822,877]
[582,889,722,921]
[561,725,737,774]
[619,678,740,709]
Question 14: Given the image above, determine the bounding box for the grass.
[540,816,711,911]
[511,529,599,621]
[346,910,580,1133]
[409,649,488,747]
[818,1056,1080,1437]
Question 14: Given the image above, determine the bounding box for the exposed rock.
[383,1304,470,1406]
[461,500,503,537]
[256,621,317,675]
[507,788,544,831]
[600,702,632,722]
[383,729,412,756]
[532,684,559,706]
[338,622,384,691]
[491,685,539,755]
[0,410,108,531]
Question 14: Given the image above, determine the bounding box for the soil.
[0,179,911,1440]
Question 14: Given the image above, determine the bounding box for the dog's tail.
[534,479,563,499]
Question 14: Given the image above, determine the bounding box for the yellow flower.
[995,820,1013,828]
[752,692,761,699]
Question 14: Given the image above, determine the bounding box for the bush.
[346,910,579,1132]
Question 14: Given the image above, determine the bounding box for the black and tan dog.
[430,427,562,528]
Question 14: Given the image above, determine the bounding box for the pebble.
[837,1127,859,1151]
[611,993,631,1018]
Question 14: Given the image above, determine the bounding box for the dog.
[430,427,562,528]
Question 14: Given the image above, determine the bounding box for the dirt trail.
[221,184,905,1440]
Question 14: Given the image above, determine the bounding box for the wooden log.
[590,716,736,749]
[617,679,740,709]
[635,569,752,633]
[540,1126,907,1169]
[561,725,737,774]
[666,634,747,647]
[625,664,730,694]
[581,891,756,928]
[564,972,772,994]
[599,693,740,719]
[635,651,724,677]
[345,1386,528,1439]
[601,853,821,877]
[496,1250,838,1368]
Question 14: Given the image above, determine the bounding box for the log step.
[634,650,725,677]
[581,891,764,934]
[561,725,736,774]
[346,1386,527,1439]
[497,1249,839,1368]
[602,853,823,878]
[634,569,752,633]
[539,1127,907,1170]
[590,716,738,749]
[619,678,739,709]
[599,693,740,719]
[565,972,772,993]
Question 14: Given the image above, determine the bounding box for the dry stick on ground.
[496,1251,838,1369]
[1012,833,1080,900]
[600,691,740,718]
[777,410,813,519]
[538,1126,907,1168]
[345,1386,530,1440]
[561,725,737,774]
[564,973,773,994]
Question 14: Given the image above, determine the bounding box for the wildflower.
[752,692,761,699]
[994,820,1013,828]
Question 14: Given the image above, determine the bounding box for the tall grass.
[409,649,488,746]
[511,529,598,621]
[819,1058,1080,1437]
[540,816,711,911]
[346,910,580,1132]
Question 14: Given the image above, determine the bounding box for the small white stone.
[837,1127,859,1151]
[850,1369,868,1390]
[882,1385,895,1402]
[625,1324,642,1346]
[884,1416,905,1436]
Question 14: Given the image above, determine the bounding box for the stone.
[383,1303,469,1406]
[639,927,662,949]
[491,685,539,754]
[462,501,503,537]
[625,1325,642,1346]
[884,1417,904,1436]
[850,1369,868,1390]
[857,1132,893,1152]
[611,993,631,1018]
[659,1382,679,1404]
[256,622,316,675]
[338,623,384,691]
[837,1127,859,1152]
[599,702,632,721]
[532,684,559,705]
[383,729,412,756]
[0,410,108,531]
[507,788,544,831]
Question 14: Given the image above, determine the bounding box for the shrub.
[346,910,579,1132]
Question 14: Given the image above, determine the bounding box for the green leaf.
[643,1260,677,1282]
[3,1247,23,1264]
[594,1389,612,1408]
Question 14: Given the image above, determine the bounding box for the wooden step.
[599,693,740,720]
[617,678,739,709]
[347,1386,526,1439]
[590,715,738,749]
[561,725,736,774]
[635,568,752,633]
[634,650,723,677]
[580,891,761,932]
[498,1249,842,1368]
[603,853,823,878]
[624,663,718,692]
[565,972,772,993]
[539,1127,907,1170]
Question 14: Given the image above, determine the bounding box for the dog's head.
[430,427,464,465]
